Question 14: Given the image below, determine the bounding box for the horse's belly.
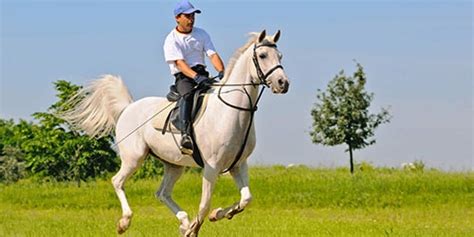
[146,129,201,167]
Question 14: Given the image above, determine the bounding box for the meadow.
[1,166,473,236]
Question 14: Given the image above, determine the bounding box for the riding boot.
[179,96,194,155]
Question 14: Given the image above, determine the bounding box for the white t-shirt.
[163,27,217,75]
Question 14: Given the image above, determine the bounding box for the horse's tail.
[60,74,133,138]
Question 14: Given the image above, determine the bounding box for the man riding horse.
[163,0,225,155]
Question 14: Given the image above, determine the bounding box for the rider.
[163,0,225,155]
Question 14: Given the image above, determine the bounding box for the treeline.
[0,81,163,185]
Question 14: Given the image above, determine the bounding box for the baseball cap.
[174,0,201,17]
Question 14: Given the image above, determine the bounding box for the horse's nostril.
[282,81,289,93]
[278,78,285,86]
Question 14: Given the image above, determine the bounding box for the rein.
[219,42,283,173]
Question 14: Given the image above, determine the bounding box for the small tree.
[310,63,391,173]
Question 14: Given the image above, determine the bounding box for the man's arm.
[175,60,198,79]
[175,60,209,85]
[209,53,225,73]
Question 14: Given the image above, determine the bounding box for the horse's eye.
[259,54,267,59]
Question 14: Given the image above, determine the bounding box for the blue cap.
[174,0,201,17]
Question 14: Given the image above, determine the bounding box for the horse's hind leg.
[112,147,147,234]
[209,161,252,222]
[155,162,189,236]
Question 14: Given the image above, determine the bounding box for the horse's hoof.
[184,219,201,237]
[117,216,131,234]
[179,227,187,236]
[117,223,126,235]
[225,203,244,220]
[225,212,235,220]
[209,208,223,222]
[184,230,198,237]
[179,222,190,236]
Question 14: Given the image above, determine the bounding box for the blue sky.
[1,0,472,171]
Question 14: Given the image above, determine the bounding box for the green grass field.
[1,166,473,236]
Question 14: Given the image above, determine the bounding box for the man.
[163,0,225,155]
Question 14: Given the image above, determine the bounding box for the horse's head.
[251,30,290,94]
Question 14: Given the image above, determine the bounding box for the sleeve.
[163,36,184,63]
[202,30,217,57]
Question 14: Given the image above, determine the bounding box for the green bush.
[133,156,164,179]
[0,146,26,184]
[402,160,425,172]
[356,161,375,172]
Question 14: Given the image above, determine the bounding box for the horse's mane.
[221,33,259,83]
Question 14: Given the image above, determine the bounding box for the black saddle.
[162,85,212,168]
[166,85,181,102]
[163,85,208,133]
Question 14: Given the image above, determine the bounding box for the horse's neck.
[206,47,258,126]
[218,48,258,108]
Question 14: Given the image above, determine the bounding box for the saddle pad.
[152,93,210,133]
[151,101,178,133]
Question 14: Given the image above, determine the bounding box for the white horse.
[61,30,289,236]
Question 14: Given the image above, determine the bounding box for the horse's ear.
[258,30,266,43]
[273,30,281,43]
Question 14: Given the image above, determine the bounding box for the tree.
[21,80,119,184]
[310,63,391,173]
[1,80,163,184]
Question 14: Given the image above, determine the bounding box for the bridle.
[213,42,284,88]
[217,42,284,112]
[252,43,284,86]
[216,42,284,173]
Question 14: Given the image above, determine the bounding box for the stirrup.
[180,146,193,156]
[180,136,193,155]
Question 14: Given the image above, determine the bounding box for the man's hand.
[194,74,212,87]
[217,71,225,80]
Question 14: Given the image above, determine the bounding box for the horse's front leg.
[185,166,219,237]
[209,161,252,222]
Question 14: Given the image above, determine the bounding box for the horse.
[61,30,290,236]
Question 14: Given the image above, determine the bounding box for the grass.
[1,166,473,236]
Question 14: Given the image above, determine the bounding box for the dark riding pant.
[174,64,209,97]
[174,65,209,135]
[174,64,210,121]
[173,65,209,153]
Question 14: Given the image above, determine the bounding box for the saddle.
[162,85,208,134]
[155,85,212,167]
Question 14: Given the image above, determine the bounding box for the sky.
[1,0,472,171]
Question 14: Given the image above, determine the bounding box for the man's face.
[176,13,195,31]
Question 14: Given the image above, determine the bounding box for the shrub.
[0,146,26,184]
[356,161,375,172]
[412,160,425,172]
[402,160,425,172]
[133,156,164,179]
